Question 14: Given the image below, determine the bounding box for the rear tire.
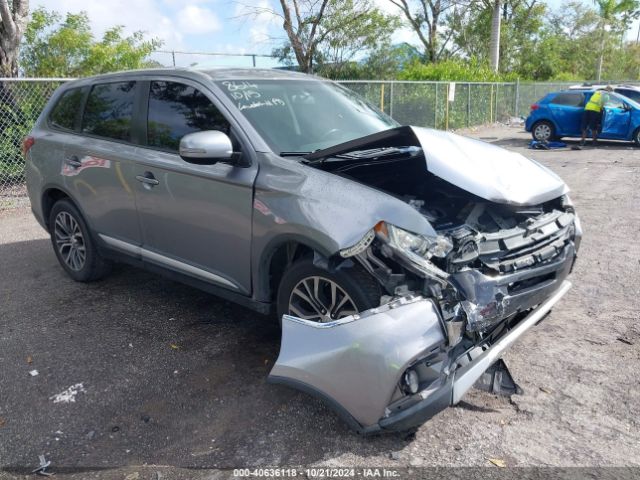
[531,120,556,142]
[276,259,381,324]
[49,199,112,282]
[633,128,640,147]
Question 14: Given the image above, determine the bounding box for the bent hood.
[305,126,569,206]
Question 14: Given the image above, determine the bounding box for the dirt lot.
[1,125,639,478]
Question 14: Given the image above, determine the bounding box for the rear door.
[601,94,632,139]
[62,80,142,246]
[132,78,258,295]
[547,92,585,136]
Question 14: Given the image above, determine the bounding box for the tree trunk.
[0,0,29,77]
[0,36,20,76]
[596,21,605,81]
[489,0,501,72]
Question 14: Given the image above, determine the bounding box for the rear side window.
[147,81,230,151]
[550,93,584,107]
[81,81,136,141]
[616,89,640,103]
[49,88,84,130]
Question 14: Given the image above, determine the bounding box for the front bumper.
[452,242,576,331]
[378,280,572,432]
[270,277,572,434]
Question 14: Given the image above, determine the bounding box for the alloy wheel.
[288,276,358,323]
[54,211,86,271]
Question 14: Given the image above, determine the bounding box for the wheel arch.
[254,234,338,303]
[41,185,74,231]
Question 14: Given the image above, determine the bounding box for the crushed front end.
[269,127,582,434]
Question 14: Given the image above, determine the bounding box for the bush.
[398,58,519,82]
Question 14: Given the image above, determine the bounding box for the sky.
[29,0,420,68]
[32,0,640,69]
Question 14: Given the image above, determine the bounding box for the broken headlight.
[381,223,453,259]
[374,222,453,285]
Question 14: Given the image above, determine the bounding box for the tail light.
[530,104,540,111]
[22,136,35,157]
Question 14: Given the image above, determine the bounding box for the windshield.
[216,79,398,154]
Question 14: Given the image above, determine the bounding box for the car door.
[547,92,585,136]
[133,78,258,295]
[601,94,631,139]
[62,80,142,246]
[615,88,640,104]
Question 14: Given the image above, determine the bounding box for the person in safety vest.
[580,86,613,146]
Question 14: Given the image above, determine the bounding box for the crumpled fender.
[268,297,446,429]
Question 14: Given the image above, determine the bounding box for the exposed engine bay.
[303,134,579,337]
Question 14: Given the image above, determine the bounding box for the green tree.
[267,0,399,74]
[591,0,639,80]
[448,0,545,74]
[20,7,162,77]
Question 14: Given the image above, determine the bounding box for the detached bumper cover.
[269,297,447,432]
[270,280,572,434]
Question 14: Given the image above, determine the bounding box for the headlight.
[384,223,453,259]
[375,222,452,284]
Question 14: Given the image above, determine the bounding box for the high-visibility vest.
[585,91,604,112]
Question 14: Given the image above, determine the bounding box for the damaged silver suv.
[25,68,581,435]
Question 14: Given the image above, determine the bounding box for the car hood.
[305,126,569,206]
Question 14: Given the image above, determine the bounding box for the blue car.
[525,89,640,145]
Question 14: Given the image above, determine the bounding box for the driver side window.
[604,95,625,110]
[147,81,231,152]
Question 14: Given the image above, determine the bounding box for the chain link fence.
[339,80,581,129]
[1,78,66,208]
[0,77,625,208]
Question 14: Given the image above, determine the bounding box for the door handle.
[136,171,159,187]
[64,156,83,168]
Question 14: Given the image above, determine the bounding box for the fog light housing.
[402,369,420,395]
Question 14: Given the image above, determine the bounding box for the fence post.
[380,83,385,112]
[445,86,449,130]
[434,83,438,128]
[490,84,494,123]
[467,83,471,128]
[514,78,520,118]
[495,83,499,122]
[390,81,394,118]
[172,51,176,67]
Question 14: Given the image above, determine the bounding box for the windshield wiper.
[279,151,312,157]
[334,146,421,160]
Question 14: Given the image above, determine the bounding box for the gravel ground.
[1,125,639,479]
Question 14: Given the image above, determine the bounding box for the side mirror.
[179,130,236,165]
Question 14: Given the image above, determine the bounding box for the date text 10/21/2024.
[232,468,402,478]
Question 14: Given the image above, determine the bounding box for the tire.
[531,120,556,142]
[49,198,112,282]
[276,258,381,324]
[633,128,640,147]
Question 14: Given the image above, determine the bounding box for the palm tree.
[592,0,639,80]
[489,0,501,72]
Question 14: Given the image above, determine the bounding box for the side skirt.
[96,242,272,316]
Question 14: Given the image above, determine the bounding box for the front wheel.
[532,121,556,142]
[276,259,381,324]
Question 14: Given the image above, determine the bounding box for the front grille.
[477,210,575,273]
